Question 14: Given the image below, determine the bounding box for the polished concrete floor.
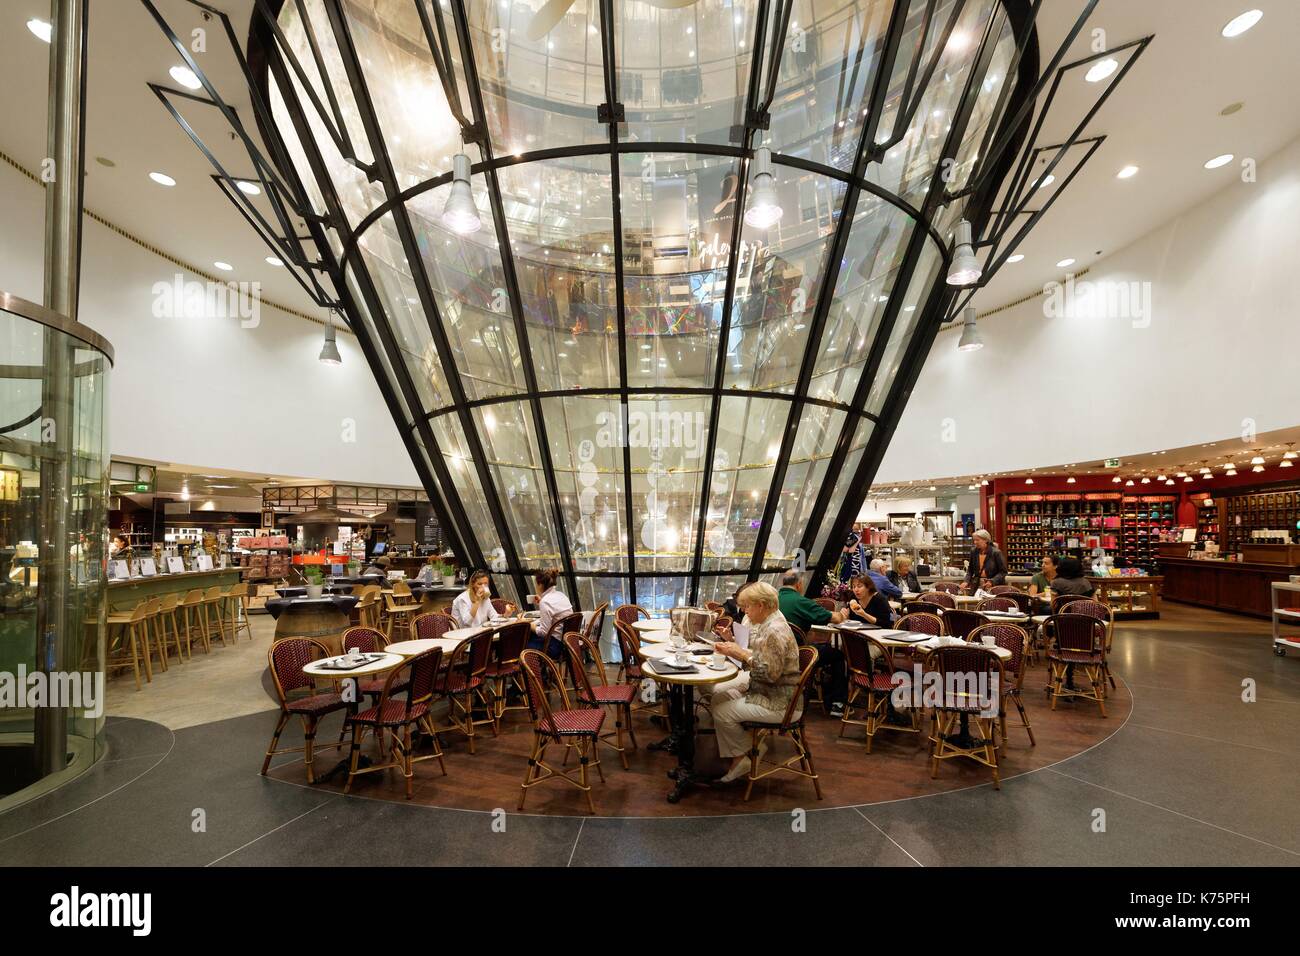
[2,604,1297,866]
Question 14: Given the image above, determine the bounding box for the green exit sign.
[1103,459,1121,468]
[135,483,150,492]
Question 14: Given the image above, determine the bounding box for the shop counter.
[106,568,242,611]
[1159,556,1299,618]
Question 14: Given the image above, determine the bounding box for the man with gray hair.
[867,558,903,600]
[776,570,849,716]
[963,528,1008,591]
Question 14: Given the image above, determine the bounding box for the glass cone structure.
[242,0,1037,611]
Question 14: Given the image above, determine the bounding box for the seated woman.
[1050,556,1094,597]
[451,568,514,628]
[528,567,573,655]
[886,555,921,595]
[709,582,804,784]
[847,574,893,628]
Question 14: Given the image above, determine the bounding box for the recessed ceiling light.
[1204,153,1234,169]
[265,256,284,267]
[1007,254,1024,263]
[1085,58,1118,83]
[1221,9,1263,38]
[27,18,52,42]
[1220,101,1244,116]
[236,180,261,196]
[169,65,203,91]
[1056,257,1075,268]
[213,261,233,272]
[1116,165,1139,179]
[1038,174,1056,189]
[149,172,176,187]
[95,156,116,168]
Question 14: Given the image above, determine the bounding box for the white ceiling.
[1,2,1296,327]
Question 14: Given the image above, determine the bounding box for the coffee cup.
[981,635,996,647]
[711,651,725,668]
[673,649,689,666]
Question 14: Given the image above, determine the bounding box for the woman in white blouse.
[528,568,573,656]
[709,581,804,783]
[451,569,513,628]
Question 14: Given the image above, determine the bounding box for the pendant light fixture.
[743,147,783,229]
[319,311,342,366]
[946,219,981,286]
[1066,476,1076,484]
[442,152,481,235]
[957,306,984,351]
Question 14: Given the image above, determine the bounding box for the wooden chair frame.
[261,637,348,784]
[1046,613,1109,716]
[343,647,446,798]
[562,630,636,769]
[968,622,1035,750]
[927,644,1007,790]
[436,629,498,752]
[517,649,605,813]
[742,646,824,802]
[839,631,919,752]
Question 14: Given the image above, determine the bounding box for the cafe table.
[265,595,361,654]
[630,618,673,644]
[641,646,738,803]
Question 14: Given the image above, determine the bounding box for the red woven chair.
[741,645,823,802]
[839,630,917,752]
[342,626,409,704]
[412,611,455,641]
[977,596,1018,613]
[435,628,498,751]
[261,638,347,784]
[491,597,511,616]
[1061,599,1116,688]
[931,582,963,594]
[614,619,664,719]
[944,609,987,641]
[562,630,636,769]
[927,643,1006,789]
[342,647,445,798]
[919,590,956,609]
[813,597,836,612]
[1046,613,1108,716]
[896,611,944,636]
[581,602,609,648]
[989,585,1021,596]
[1050,593,1090,614]
[517,649,605,813]
[614,603,651,629]
[1002,591,1033,615]
[906,600,946,618]
[486,620,532,719]
[969,622,1035,748]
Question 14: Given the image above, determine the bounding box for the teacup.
[711,651,725,669]
[981,635,996,647]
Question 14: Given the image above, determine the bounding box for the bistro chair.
[928,643,1006,790]
[814,597,836,612]
[412,611,454,642]
[487,620,532,719]
[918,590,956,609]
[614,619,665,721]
[989,585,1022,596]
[435,629,498,751]
[1002,591,1034,615]
[562,630,637,769]
[581,601,610,650]
[383,590,420,640]
[741,645,823,802]
[343,626,408,705]
[932,582,963,594]
[839,631,918,752]
[944,609,987,642]
[1050,593,1090,614]
[969,622,1035,749]
[543,610,584,661]
[343,647,445,799]
[392,579,414,598]
[517,649,605,814]
[977,596,1018,613]
[705,601,724,614]
[491,597,511,616]
[261,637,348,784]
[1063,599,1117,689]
[1046,613,1108,716]
[895,611,944,636]
[906,600,946,618]
[106,600,148,689]
[614,603,651,629]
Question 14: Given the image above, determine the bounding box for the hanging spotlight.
[1156,474,1167,482]
[1225,466,1237,476]
[1066,476,1076,484]
[1112,476,1122,484]
[1281,459,1293,469]
[1165,479,1176,486]
[1184,475,1193,482]
[1250,454,1265,465]
[1252,464,1265,473]
[1140,477,1150,484]
[946,219,981,286]
[319,312,342,366]
[1125,479,1134,487]
[1024,478,1033,485]
[442,152,481,235]
[957,306,984,352]
[743,147,783,229]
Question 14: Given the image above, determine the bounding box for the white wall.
[878,133,1300,482]
[0,161,419,486]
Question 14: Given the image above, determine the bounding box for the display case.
[1000,493,1122,572]
[1090,575,1162,617]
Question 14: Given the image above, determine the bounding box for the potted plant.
[346,558,360,577]
[303,566,325,599]
[820,581,853,609]
[436,559,457,589]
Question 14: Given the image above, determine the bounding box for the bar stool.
[223,582,253,641]
[155,592,186,664]
[202,585,230,647]
[383,591,420,639]
[106,600,149,689]
[140,597,169,675]
[178,588,210,656]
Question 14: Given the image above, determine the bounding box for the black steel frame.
[139,0,1144,610]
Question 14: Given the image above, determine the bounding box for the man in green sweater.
[777,570,849,716]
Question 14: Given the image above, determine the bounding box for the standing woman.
[528,567,573,656]
[963,529,1008,591]
[709,582,804,783]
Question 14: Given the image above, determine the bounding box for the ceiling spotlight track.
[141,0,1127,608]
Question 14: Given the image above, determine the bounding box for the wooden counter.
[1158,556,1299,618]
[106,568,242,610]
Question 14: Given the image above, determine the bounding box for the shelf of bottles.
[1222,484,1300,551]
[1197,500,1220,546]
[1001,494,1123,573]
[1121,495,1178,568]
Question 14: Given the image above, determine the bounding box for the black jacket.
[964,545,1008,587]
[888,569,922,593]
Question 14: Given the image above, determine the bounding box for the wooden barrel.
[273,601,349,655]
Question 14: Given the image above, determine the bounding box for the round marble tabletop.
[642,655,738,685]
[386,637,462,657]
[631,619,673,643]
[303,651,405,681]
